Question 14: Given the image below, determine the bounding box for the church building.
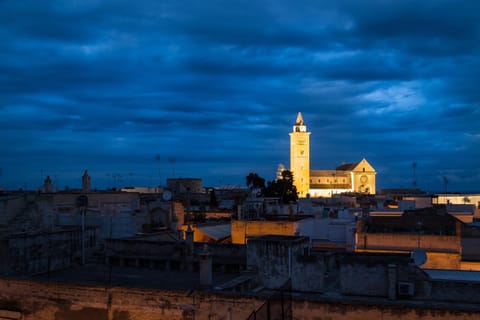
[289,112,376,198]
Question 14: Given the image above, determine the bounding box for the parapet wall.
[1,278,479,320]
[0,278,263,320]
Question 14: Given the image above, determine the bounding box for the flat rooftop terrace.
[16,264,241,291]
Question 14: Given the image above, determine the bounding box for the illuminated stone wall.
[231,220,298,244]
[351,158,377,194]
[289,113,311,198]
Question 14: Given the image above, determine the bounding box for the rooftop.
[26,264,241,291]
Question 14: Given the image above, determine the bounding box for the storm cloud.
[1,0,479,191]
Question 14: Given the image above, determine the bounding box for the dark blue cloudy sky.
[1,0,479,192]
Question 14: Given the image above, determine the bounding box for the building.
[289,112,376,198]
[356,206,462,269]
[2,235,480,319]
[289,113,311,197]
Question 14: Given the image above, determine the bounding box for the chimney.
[199,244,212,288]
[185,224,194,256]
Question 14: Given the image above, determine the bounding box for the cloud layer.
[1,0,479,192]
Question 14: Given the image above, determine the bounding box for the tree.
[246,173,266,196]
[264,170,298,204]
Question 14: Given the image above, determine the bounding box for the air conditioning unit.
[398,282,414,296]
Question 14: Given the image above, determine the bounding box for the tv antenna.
[155,154,161,187]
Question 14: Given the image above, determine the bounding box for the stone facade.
[289,113,376,198]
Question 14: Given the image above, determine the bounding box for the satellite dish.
[162,190,172,201]
[411,249,427,266]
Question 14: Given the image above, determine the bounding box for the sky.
[1,0,479,192]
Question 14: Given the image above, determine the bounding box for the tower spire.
[289,112,310,197]
[295,112,304,125]
[293,112,307,133]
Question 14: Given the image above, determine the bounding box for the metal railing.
[247,279,292,320]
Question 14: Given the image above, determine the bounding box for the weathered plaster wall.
[0,279,263,320]
[356,230,462,269]
[246,237,308,289]
[340,264,389,297]
[430,280,480,304]
[356,233,460,253]
[1,278,479,320]
[293,299,480,320]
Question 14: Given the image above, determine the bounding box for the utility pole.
[443,176,448,204]
[155,154,161,190]
[412,162,417,188]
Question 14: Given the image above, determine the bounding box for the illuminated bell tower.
[289,112,311,198]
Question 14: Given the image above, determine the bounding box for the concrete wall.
[0,278,263,320]
[340,264,389,297]
[297,217,356,245]
[3,227,97,276]
[231,220,298,245]
[293,299,479,320]
[430,280,480,304]
[356,233,461,253]
[356,227,462,269]
[291,255,325,292]
[246,236,309,289]
[1,277,480,320]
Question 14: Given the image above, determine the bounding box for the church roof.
[310,170,350,177]
[336,162,357,171]
[295,112,304,125]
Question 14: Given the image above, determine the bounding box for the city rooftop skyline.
[1,1,479,192]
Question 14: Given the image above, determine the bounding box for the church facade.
[289,112,376,198]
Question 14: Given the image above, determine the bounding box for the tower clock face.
[360,175,368,183]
